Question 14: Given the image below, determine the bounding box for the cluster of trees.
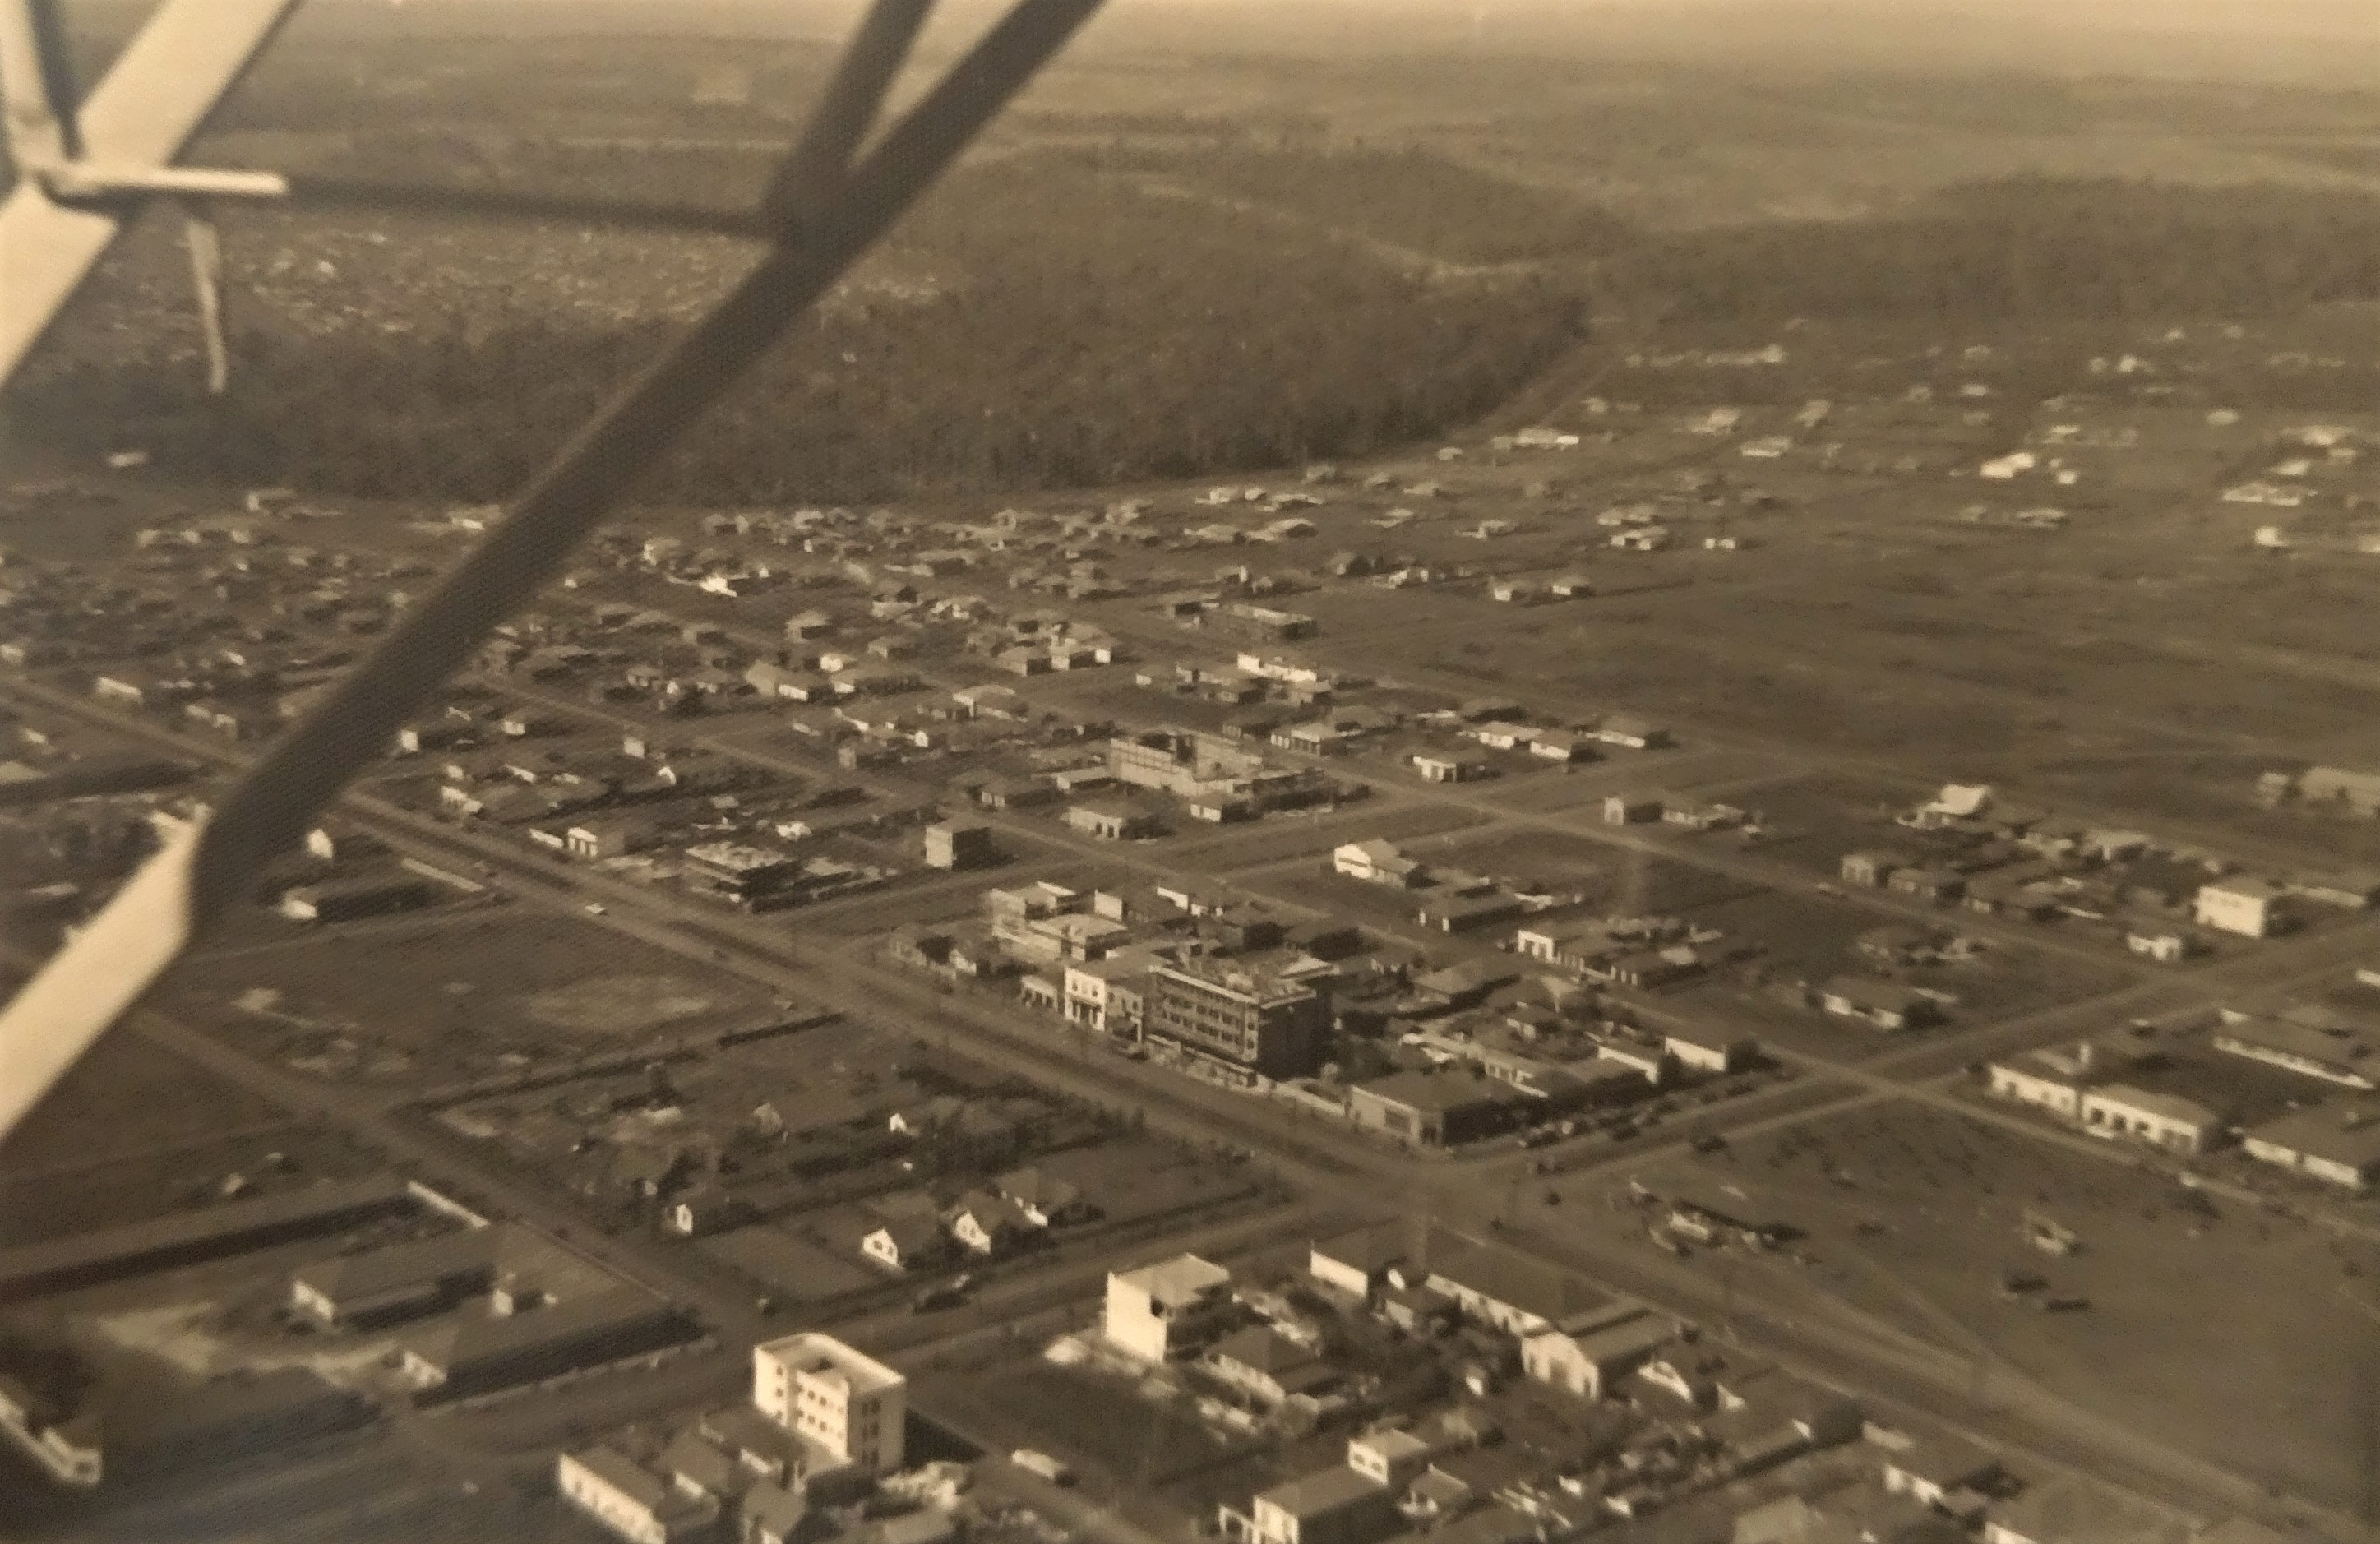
[12,158,1580,502]
[1604,178,2380,323]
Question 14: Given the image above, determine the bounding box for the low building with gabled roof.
[2240,1098,2380,1190]
[2079,1084,2225,1155]
[862,1213,952,1273]
[1202,1326,1338,1407]
[1424,1228,1611,1336]
[993,1167,1088,1226]
[557,1445,721,1544]
[289,1225,499,1329]
[1233,1465,1396,1544]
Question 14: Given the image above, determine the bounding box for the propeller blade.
[184,202,229,394]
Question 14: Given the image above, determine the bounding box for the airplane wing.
[0,0,303,386]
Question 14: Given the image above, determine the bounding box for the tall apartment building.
[1146,959,1329,1084]
[752,1333,907,1477]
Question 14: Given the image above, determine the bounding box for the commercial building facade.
[1144,961,1329,1084]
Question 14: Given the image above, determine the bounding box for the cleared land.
[155,909,779,1089]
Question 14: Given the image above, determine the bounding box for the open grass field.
[0,1033,289,1179]
[1574,1102,2380,1517]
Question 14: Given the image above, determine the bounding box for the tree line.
[1600,178,2380,323]
[10,155,1582,503]
[11,160,2378,502]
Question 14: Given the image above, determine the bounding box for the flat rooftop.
[1114,1253,1231,1306]
[756,1331,905,1394]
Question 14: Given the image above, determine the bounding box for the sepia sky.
[282,0,2379,83]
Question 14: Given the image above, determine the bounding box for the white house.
[2079,1084,2221,1155]
[2196,878,2292,938]
[860,1215,949,1274]
[945,1193,1034,1256]
[1882,1437,2001,1509]
[1306,1223,1405,1301]
[1519,1309,1675,1401]
[1334,840,1427,887]
[993,1167,1088,1227]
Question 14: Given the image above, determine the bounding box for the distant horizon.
[238,0,2377,86]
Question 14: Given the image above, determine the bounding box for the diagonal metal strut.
[0,0,1105,1142]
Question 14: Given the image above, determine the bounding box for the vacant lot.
[918,1353,1236,1486]
[697,1226,880,1302]
[159,910,778,1088]
[1030,1138,1262,1229]
[1589,1102,2380,1514]
[0,1034,288,1180]
[0,1123,381,1250]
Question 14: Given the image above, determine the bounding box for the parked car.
[1012,1449,1074,1486]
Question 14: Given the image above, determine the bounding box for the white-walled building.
[1987,1041,2119,1120]
[2078,1085,2222,1155]
[753,1333,907,1477]
[1105,1254,1235,1364]
[556,1447,719,1544]
[2241,1102,2380,1191]
[2195,879,2292,938]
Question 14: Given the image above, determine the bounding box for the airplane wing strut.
[0,0,1105,1141]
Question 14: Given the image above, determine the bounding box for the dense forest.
[1601,179,2380,323]
[12,151,2380,503]
[10,156,1582,502]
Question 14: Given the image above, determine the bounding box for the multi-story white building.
[752,1333,907,1477]
[1105,1254,1236,1364]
